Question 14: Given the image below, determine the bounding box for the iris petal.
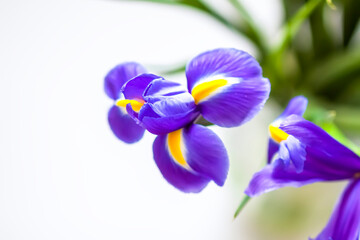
[277,135,306,173]
[186,48,262,91]
[138,79,199,135]
[183,124,229,186]
[104,62,146,100]
[267,138,279,163]
[245,116,360,197]
[122,73,161,100]
[280,115,360,172]
[185,48,269,127]
[311,180,360,240]
[152,124,229,192]
[276,96,308,123]
[107,105,145,143]
[197,77,270,127]
[153,132,210,193]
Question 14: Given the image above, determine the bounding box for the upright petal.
[122,73,161,100]
[276,96,308,122]
[186,48,262,91]
[139,79,199,135]
[104,62,146,100]
[107,105,145,143]
[186,48,270,127]
[311,179,360,240]
[245,116,360,197]
[152,124,229,192]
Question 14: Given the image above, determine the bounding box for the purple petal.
[153,132,210,193]
[183,124,229,186]
[186,48,262,91]
[245,116,360,197]
[280,115,360,172]
[104,62,146,100]
[276,96,308,122]
[152,124,229,192]
[277,135,306,173]
[311,179,360,240]
[107,105,145,143]
[197,77,270,127]
[122,73,162,100]
[268,138,279,163]
[138,79,199,135]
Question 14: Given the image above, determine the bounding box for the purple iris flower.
[245,96,360,240]
[105,48,270,193]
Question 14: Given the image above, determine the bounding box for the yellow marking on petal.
[191,79,228,104]
[167,129,188,168]
[354,172,360,179]
[269,125,289,143]
[116,99,144,112]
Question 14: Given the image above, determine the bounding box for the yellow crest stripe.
[167,129,187,167]
[116,99,144,112]
[191,79,228,104]
[269,125,289,143]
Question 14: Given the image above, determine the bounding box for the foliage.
[117,0,360,136]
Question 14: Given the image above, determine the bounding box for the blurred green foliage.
[118,0,360,136]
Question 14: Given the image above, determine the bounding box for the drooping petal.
[104,62,146,100]
[122,73,161,100]
[185,48,270,127]
[152,124,229,193]
[245,115,360,197]
[153,131,210,193]
[311,179,360,240]
[107,105,145,143]
[138,79,199,135]
[280,115,360,172]
[183,124,229,186]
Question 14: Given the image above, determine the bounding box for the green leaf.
[305,45,360,95]
[342,0,360,47]
[275,0,322,54]
[309,1,334,59]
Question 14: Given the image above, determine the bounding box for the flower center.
[191,79,228,104]
[116,99,144,112]
[269,125,289,143]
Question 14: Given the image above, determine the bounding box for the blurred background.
[0,0,359,239]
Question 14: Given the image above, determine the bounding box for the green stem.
[266,0,323,87]
[274,0,322,54]
[234,195,251,219]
